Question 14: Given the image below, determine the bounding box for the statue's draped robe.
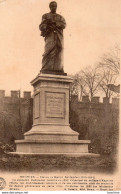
[39,13,66,72]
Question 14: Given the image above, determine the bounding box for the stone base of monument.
[15,73,91,154]
[15,140,90,154]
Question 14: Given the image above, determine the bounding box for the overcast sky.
[0,0,121,95]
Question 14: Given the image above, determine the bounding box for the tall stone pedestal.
[15,73,90,154]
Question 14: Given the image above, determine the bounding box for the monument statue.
[39,1,66,74]
[15,1,90,155]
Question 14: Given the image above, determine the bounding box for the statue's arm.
[39,14,47,31]
[56,16,66,30]
[39,14,54,37]
[61,16,66,29]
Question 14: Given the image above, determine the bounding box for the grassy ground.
[0,153,117,173]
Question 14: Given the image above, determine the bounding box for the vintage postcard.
[0,0,120,192]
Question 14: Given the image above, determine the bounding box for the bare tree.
[79,66,103,100]
[97,45,120,98]
[99,45,120,75]
[71,45,120,100]
[99,69,118,99]
[70,73,88,100]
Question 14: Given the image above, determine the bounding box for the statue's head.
[49,1,57,13]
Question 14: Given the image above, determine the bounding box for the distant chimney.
[24,91,31,99]
[91,97,99,103]
[103,97,109,104]
[0,90,5,98]
[11,91,18,98]
[112,98,119,106]
[71,95,78,101]
[82,96,89,102]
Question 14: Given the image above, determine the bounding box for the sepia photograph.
[0,0,120,191]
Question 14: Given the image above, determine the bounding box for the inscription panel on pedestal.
[34,93,40,119]
[45,92,65,118]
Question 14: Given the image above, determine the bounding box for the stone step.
[15,139,91,154]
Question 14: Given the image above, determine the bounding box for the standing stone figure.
[39,1,66,74]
